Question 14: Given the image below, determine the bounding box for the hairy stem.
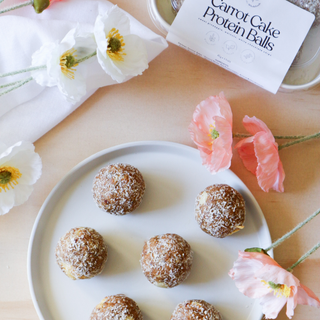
[278,132,320,150]
[0,79,29,89]
[264,208,320,252]
[0,65,46,78]
[0,0,32,14]
[0,77,33,97]
[75,51,97,64]
[233,133,306,140]
[287,242,320,272]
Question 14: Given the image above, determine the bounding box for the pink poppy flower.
[188,92,233,174]
[235,116,285,192]
[229,251,320,319]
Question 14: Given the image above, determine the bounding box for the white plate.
[28,141,272,320]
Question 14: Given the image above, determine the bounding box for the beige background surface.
[0,0,320,319]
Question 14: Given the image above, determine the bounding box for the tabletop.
[0,0,319,319]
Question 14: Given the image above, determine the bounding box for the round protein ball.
[171,300,222,320]
[140,233,193,288]
[92,163,145,215]
[195,184,246,238]
[90,294,143,320]
[55,227,108,280]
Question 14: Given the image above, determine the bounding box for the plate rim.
[27,140,271,320]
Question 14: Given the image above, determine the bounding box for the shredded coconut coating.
[171,300,222,320]
[288,0,320,25]
[140,233,193,288]
[90,294,143,320]
[55,227,108,280]
[92,163,145,215]
[195,184,246,238]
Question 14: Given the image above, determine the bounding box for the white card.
[167,0,315,93]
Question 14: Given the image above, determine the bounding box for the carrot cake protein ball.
[92,163,146,215]
[140,233,193,288]
[90,294,143,320]
[171,300,222,320]
[195,184,246,238]
[55,227,108,280]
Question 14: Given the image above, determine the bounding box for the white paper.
[167,0,315,93]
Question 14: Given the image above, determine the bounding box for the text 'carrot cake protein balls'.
[171,300,222,320]
[90,294,143,320]
[92,163,146,215]
[140,233,193,288]
[195,184,246,238]
[55,227,108,280]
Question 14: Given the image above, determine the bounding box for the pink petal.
[297,284,320,307]
[243,251,281,267]
[216,92,233,125]
[260,292,287,319]
[254,132,285,192]
[256,265,300,288]
[234,136,257,174]
[188,120,212,152]
[229,251,274,299]
[243,116,274,137]
[205,116,232,173]
[286,288,298,319]
[193,97,222,130]
[189,93,233,175]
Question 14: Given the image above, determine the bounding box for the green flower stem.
[0,0,32,14]
[264,208,320,252]
[287,242,320,272]
[75,51,97,64]
[233,133,305,140]
[278,132,320,150]
[0,51,97,98]
[0,79,28,89]
[0,76,33,97]
[0,65,46,78]
[0,0,5,4]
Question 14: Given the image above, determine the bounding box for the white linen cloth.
[0,0,168,145]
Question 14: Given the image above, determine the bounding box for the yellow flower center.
[107,28,126,62]
[0,166,22,192]
[207,123,219,148]
[60,48,78,80]
[261,280,292,298]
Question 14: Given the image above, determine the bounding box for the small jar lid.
[147,0,176,35]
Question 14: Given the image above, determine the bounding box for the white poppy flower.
[0,141,42,215]
[31,26,97,103]
[94,5,149,83]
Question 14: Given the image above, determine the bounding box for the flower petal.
[113,34,148,76]
[188,120,212,151]
[260,292,287,319]
[255,264,300,288]
[94,6,130,60]
[0,141,42,214]
[286,288,298,319]
[205,116,232,173]
[229,251,273,299]
[243,115,273,137]
[0,189,15,215]
[31,42,59,87]
[235,136,257,175]
[189,93,233,174]
[254,132,285,192]
[216,92,232,125]
[297,284,320,307]
[10,184,34,207]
